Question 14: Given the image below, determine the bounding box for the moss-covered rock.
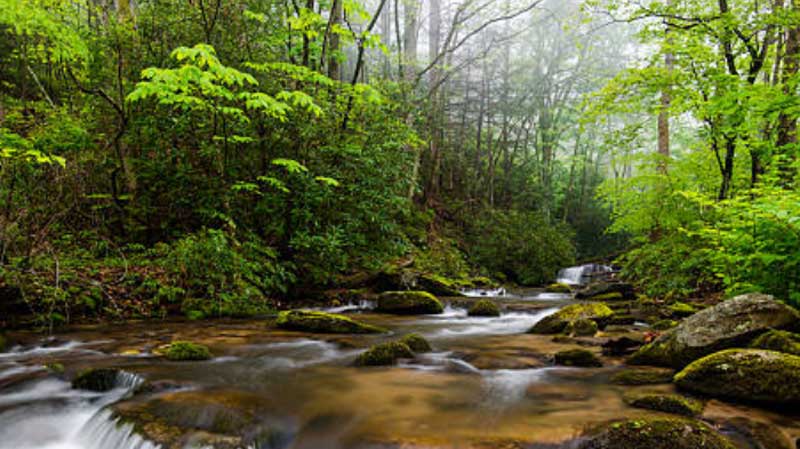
[610,368,674,385]
[165,341,212,361]
[529,303,614,334]
[72,368,123,392]
[651,319,679,331]
[554,349,603,367]
[629,293,800,368]
[467,299,501,317]
[418,274,465,297]
[275,310,386,334]
[602,336,644,356]
[565,319,598,336]
[45,362,65,375]
[668,301,697,318]
[749,330,800,356]
[674,349,800,406]
[376,291,444,315]
[399,334,432,353]
[545,283,572,294]
[575,282,635,301]
[355,342,414,366]
[623,393,704,417]
[578,417,736,449]
[588,292,624,301]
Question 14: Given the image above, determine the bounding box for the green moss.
[749,330,800,356]
[529,303,614,334]
[355,342,414,366]
[624,393,704,417]
[578,417,736,449]
[588,292,624,301]
[376,291,444,315]
[45,362,65,375]
[565,319,598,336]
[165,341,212,361]
[668,301,697,317]
[610,368,675,385]
[72,368,122,392]
[419,274,465,296]
[554,349,603,367]
[545,283,572,294]
[399,333,432,353]
[674,349,800,405]
[652,319,679,331]
[471,276,496,287]
[275,310,386,334]
[467,299,501,317]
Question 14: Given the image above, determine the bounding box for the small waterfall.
[76,409,160,449]
[556,264,613,286]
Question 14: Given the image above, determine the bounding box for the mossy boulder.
[575,281,635,301]
[554,349,603,367]
[668,301,698,318]
[72,368,123,392]
[623,393,704,417]
[529,303,614,334]
[749,330,800,356]
[376,291,444,315]
[651,319,679,331]
[610,368,674,385]
[565,319,598,336]
[275,310,386,334]
[467,299,501,317]
[165,341,212,361]
[674,349,800,406]
[355,342,414,366]
[629,293,800,368]
[578,417,736,449]
[418,274,465,297]
[545,283,572,294]
[399,334,432,353]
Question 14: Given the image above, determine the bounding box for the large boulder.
[276,310,386,334]
[749,330,800,356]
[376,291,444,315]
[629,293,800,368]
[578,417,735,449]
[528,303,614,334]
[674,349,800,406]
[467,299,501,317]
[575,281,635,301]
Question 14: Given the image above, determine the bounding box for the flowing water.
[1,288,798,449]
[555,264,613,286]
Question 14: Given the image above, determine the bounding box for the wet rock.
[607,314,636,326]
[668,301,698,318]
[529,303,613,334]
[165,341,212,361]
[575,281,635,301]
[651,319,679,331]
[545,283,572,294]
[275,310,387,333]
[674,349,800,406]
[609,367,674,385]
[629,293,800,368]
[355,342,414,366]
[468,299,501,317]
[722,417,795,449]
[418,274,466,297]
[623,393,704,417]
[399,333,432,353]
[554,349,602,367]
[578,417,736,449]
[566,319,598,336]
[602,336,643,356]
[749,330,800,356]
[376,291,444,315]
[72,368,123,392]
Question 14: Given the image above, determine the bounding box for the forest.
[1,0,800,448]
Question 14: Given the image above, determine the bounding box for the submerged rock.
[609,367,674,385]
[749,330,800,356]
[578,417,736,449]
[529,303,613,334]
[575,281,635,301]
[554,349,603,367]
[72,368,123,392]
[623,393,704,417]
[275,310,386,334]
[399,333,432,353]
[602,336,643,356]
[165,341,213,361]
[565,319,598,336]
[674,349,800,406]
[467,299,501,317]
[376,291,444,315]
[355,342,414,366]
[629,293,800,368]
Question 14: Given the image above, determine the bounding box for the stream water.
[1,287,798,449]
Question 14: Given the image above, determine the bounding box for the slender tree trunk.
[657,0,673,173]
[777,0,800,184]
[327,0,343,80]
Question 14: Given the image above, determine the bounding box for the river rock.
[275,310,386,333]
[399,333,432,353]
[749,330,800,356]
[609,367,674,385]
[165,341,212,361]
[467,299,501,317]
[623,393,704,417]
[545,283,572,294]
[72,368,123,392]
[376,291,444,315]
[578,417,736,449]
[554,349,603,367]
[575,281,635,301]
[529,303,614,334]
[674,349,800,406]
[602,336,643,356]
[628,293,800,368]
[355,342,414,366]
